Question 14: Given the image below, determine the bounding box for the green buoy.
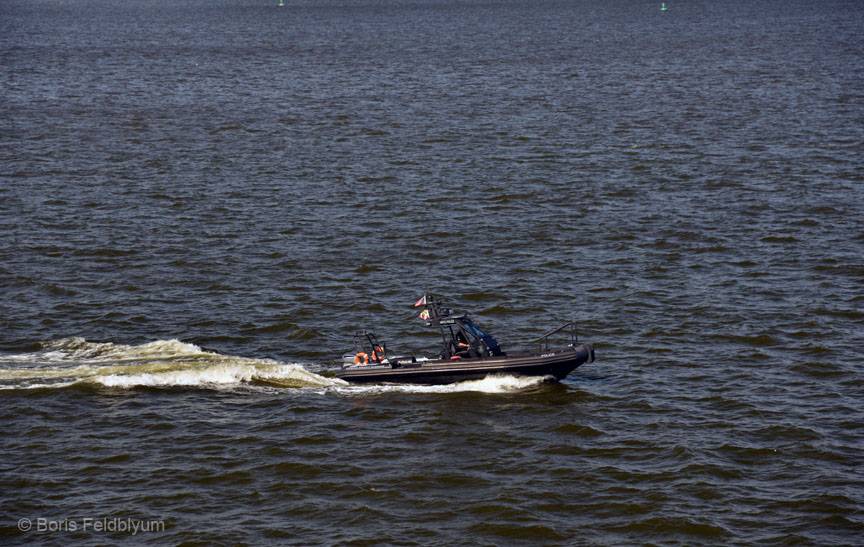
[661,2,667,10]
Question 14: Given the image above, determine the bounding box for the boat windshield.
[462,318,502,355]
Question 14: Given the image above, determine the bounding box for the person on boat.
[453,331,475,359]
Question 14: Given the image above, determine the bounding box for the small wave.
[41,337,208,361]
[0,338,337,390]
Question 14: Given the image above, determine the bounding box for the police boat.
[336,294,596,385]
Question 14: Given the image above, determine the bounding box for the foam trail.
[327,373,551,395]
[0,338,338,390]
[2,339,549,393]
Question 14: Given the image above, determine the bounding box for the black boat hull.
[336,343,595,385]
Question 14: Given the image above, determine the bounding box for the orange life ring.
[354,352,369,365]
[372,347,385,361]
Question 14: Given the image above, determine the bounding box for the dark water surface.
[2,0,863,544]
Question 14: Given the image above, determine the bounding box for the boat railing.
[353,330,385,354]
[529,321,578,352]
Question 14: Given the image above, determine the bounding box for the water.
[1,0,863,544]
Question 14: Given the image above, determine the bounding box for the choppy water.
[2,0,863,544]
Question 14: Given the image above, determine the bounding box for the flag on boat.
[419,309,430,320]
[414,295,427,307]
